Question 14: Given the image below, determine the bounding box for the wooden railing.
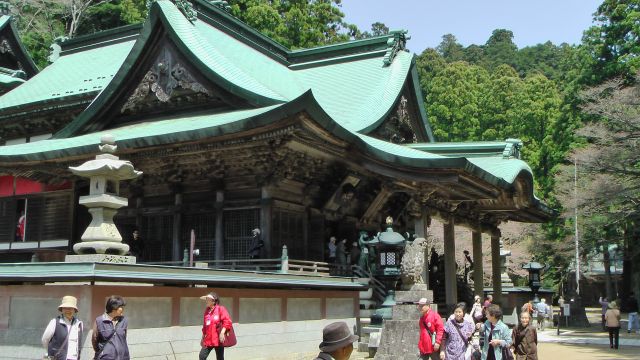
[351,264,387,303]
[141,255,331,276]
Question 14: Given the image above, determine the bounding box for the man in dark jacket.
[314,321,358,360]
[126,229,146,261]
[247,228,264,259]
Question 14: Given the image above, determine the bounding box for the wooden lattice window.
[223,208,259,259]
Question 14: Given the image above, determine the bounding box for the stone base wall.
[1,319,356,360]
[0,284,358,359]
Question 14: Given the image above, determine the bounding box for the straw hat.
[58,296,78,312]
[319,322,359,352]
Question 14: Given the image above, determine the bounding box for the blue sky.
[340,0,603,53]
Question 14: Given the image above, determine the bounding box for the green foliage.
[228,0,357,49]
[582,0,640,83]
[425,61,489,141]
[436,34,464,63]
[484,29,518,69]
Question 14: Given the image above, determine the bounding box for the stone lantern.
[66,135,142,263]
[522,261,544,304]
[374,217,407,279]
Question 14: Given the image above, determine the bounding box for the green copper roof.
[0,91,528,190]
[0,72,24,87]
[0,262,365,290]
[0,38,135,112]
[0,105,281,161]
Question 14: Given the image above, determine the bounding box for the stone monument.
[499,240,514,288]
[65,135,142,263]
[373,236,433,359]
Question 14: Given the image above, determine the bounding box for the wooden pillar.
[214,190,224,260]
[260,187,273,258]
[472,230,484,298]
[303,207,310,259]
[443,218,457,309]
[172,192,182,261]
[414,208,430,289]
[491,231,503,304]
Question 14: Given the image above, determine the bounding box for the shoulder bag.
[500,325,514,360]
[215,306,237,347]
[422,316,436,346]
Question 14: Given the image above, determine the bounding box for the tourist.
[200,292,232,360]
[599,296,609,331]
[520,301,533,317]
[42,295,84,360]
[92,295,129,360]
[336,238,347,275]
[418,297,444,360]
[313,321,359,360]
[470,296,484,324]
[247,228,264,260]
[605,301,621,349]
[534,299,548,331]
[440,302,474,360]
[626,292,639,334]
[126,229,145,261]
[479,304,512,360]
[429,247,439,272]
[350,242,360,266]
[482,295,493,322]
[511,311,537,360]
[328,237,337,264]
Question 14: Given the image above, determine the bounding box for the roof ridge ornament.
[148,0,197,23]
[0,1,10,16]
[503,138,523,159]
[383,30,410,67]
[207,0,231,12]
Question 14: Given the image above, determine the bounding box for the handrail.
[140,257,331,276]
[351,265,387,304]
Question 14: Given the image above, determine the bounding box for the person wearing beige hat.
[313,321,359,360]
[200,292,233,360]
[42,295,84,360]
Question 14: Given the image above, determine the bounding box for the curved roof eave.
[0,90,546,217]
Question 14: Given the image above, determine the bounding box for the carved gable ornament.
[372,96,417,144]
[121,46,212,114]
[0,36,23,71]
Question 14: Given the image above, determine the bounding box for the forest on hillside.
[5,0,640,299]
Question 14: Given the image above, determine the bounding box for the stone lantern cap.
[522,262,544,271]
[69,134,142,180]
[377,216,406,246]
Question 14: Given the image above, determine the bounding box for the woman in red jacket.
[200,292,232,360]
[418,297,444,359]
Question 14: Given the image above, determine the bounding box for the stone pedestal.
[65,254,136,264]
[374,285,433,360]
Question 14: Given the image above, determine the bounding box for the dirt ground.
[538,342,639,359]
[352,342,639,360]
